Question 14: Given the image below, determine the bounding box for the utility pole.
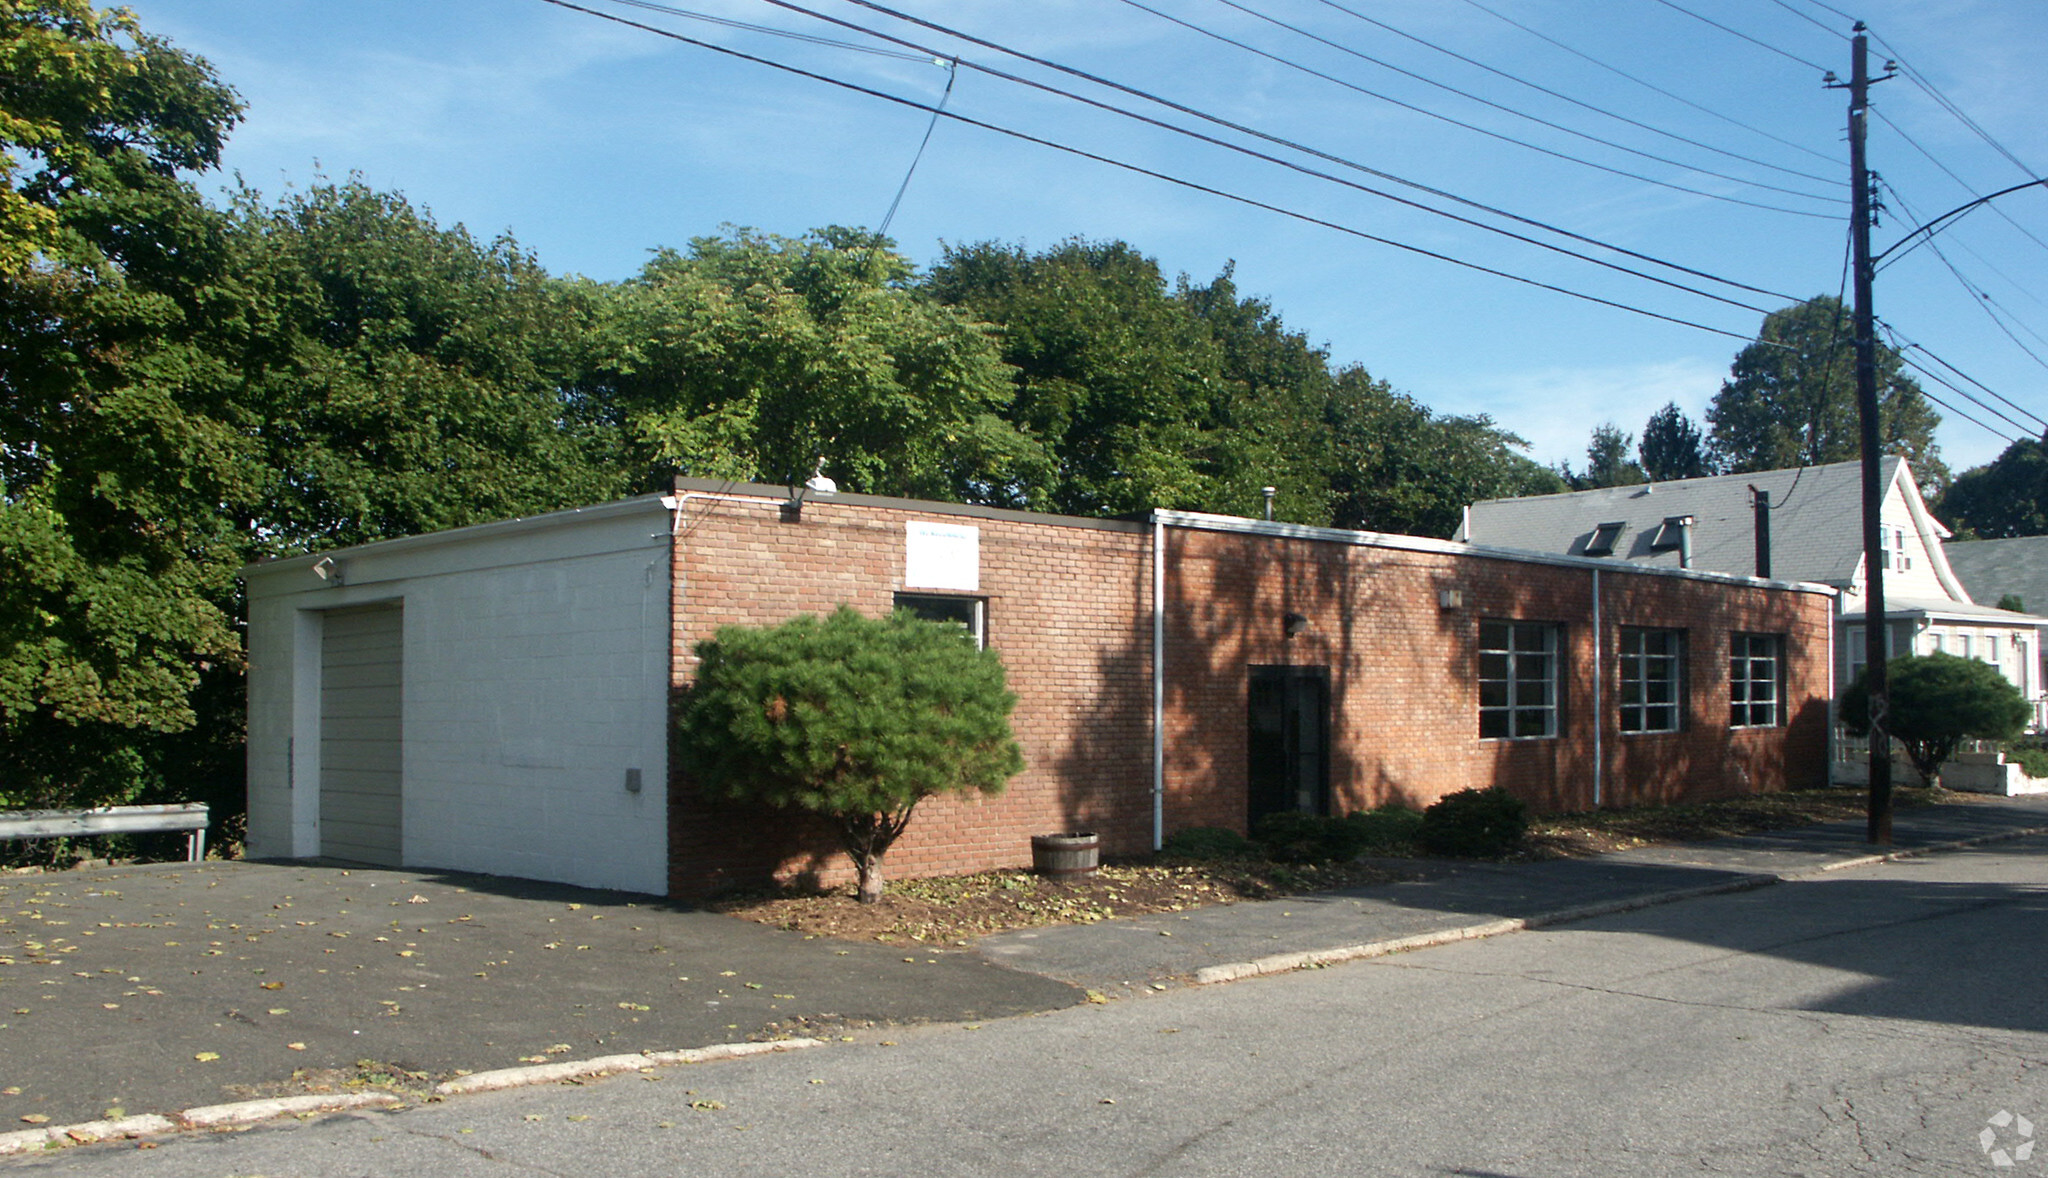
[1834,25,1894,844]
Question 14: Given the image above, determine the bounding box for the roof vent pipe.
[1676,515,1695,569]
[1751,487,1771,579]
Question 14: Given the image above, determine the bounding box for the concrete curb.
[0,1115,179,1155]
[0,1038,825,1159]
[182,1091,406,1129]
[434,1037,824,1096]
[1190,823,2048,987]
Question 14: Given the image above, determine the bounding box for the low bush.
[1344,805,1424,851]
[2003,741,2048,780]
[1253,811,1358,863]
[1419,788,1528,858]
[1160,826,1257,860]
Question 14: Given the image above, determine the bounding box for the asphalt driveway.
[0,860,1079,1129]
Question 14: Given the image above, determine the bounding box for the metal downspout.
[1152,514,1166,850]
[1592,567,1603,808]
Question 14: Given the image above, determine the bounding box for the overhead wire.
[757,0,1802,307]
[600,0,927,59]
[1873,109,2048,260]
[1198,0,1842,203]
[1453,0,1839,167]
[1876,179,2048,378]
[1883,325,2048,434]
[1883,333,2027,445]
[1645,0,1834,75]
[1868,31,2042,182]
[1765,0,1850,42]
[1296,0,1841,187]
[1110,0,1836,220]
[536,0,1774,343]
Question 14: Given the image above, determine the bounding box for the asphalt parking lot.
[0,860,1079,1129]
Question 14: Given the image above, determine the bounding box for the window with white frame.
[1729,633,1784,728]
[1882,525,1912,570]
[1478,620,1560,739]
[894,592,987,649]
[1620,627,1684,733]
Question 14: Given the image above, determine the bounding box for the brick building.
[244,478,1835,898]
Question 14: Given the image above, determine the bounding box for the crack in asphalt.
[403,1125,579,1175]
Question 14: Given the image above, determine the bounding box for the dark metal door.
[1247,666,1330,826]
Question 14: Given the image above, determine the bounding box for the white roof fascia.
[240,494,671,586]
[1890,461,1971,603]
[1153,510,1837,599]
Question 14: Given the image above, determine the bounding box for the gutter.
[1152,513,1166,851]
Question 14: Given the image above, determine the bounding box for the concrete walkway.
[4,794,2045,1154]
[978,794,2048,993]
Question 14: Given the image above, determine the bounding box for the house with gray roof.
[1944,535,2048,619]
[1457,457,2048,736]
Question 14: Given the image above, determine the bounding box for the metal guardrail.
[0,804,210,862]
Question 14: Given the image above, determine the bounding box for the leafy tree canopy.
[594,226,1040,503]
[1638,402,1713,481]
[228,179,627,551]
[1560,422,1646,489]
[1705,296,1945,485]
[1,0,247,806]
[1935,432,2048,541]
[676,606,1023,902]
[1840,652,2028,787]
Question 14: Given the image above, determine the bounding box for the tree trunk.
[855,852,885,905]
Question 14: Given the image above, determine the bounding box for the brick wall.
[666,489,1154,897]
[664,487,1834,898]
[1163,525,1831,826]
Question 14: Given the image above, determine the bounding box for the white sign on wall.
[905,521,980,591]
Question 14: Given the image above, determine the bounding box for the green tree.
[1839,653,2028,788]
[1569,422,1647,489]
[676,607,1023,903]
[1705,296,1945,484]
[1638,402,1712,481]
[1174,265,1337,523]
[1936,432,2048,540]
[924,238,1222,516]
[228,179,626,550]
[0,0,249,808]
[595,227,1039,503]
[1327,368,1564,537]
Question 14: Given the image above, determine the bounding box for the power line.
[599,0,927,60]
[1298,0,1840,187]
[1879,321,2041,439]
[1108,0,1838,220]
[1887,327,2048,433]
[1873,110,2048,260]
[1203,0,1841,203]
[759,0,1800,307]
[1765,0,1850,42]
[1887,349,2026,446]
[1868,30,2042,182]
[537,0,1771,343]
[1876,180,2048,378]
[1646,0,1834,75]
[1454,0,1839,167]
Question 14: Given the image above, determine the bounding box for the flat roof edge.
[240,494,670,579]
[1155,510,1838,597]
[670,478,1151,533]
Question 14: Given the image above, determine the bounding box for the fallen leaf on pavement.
[194,1052,219,1062]
[19,1114,49,1125]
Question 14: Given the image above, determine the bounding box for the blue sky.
[129,0,2048,477]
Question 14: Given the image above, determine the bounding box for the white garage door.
[320,604,403,866]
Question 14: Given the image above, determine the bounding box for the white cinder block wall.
[244,497,672,895]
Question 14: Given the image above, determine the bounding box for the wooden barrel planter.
[1031,832,1100,879]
